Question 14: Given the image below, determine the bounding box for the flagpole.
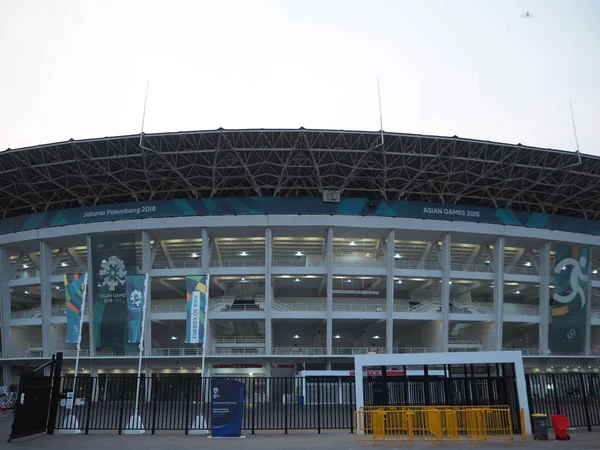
[72,273,88,398]
[201,275,210,378]
[133,274,149,419]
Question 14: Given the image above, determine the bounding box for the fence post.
[46,353,63,435]
[284,379,288,435]
[251,376,255,435]
[151,375,158,435]
[317,379,321,434]
[551,373,561,414]
[117,378,127,435]
[84,377,96,434]
[579,373,592,432]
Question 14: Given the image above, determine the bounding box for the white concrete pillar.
[386,230,395,354]
[441,233,451,352]
[493,237,505,350]
[0,247,12,362]
[265,227,273,355]
[201,228,210,273]
[40,240,53,357]
[539,242,550,356]
[326,227,334,355]
[86,235,96,357]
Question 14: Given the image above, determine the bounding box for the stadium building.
[0,128,599,386]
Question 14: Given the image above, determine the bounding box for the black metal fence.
[54,376,356,434]
[53,370,522,434]
[526,372,600,431]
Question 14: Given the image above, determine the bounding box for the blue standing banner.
[210,378,245,438]
[125,274,148,344]
[64,273,88,344]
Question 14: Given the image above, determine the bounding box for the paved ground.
[1,418,599,450]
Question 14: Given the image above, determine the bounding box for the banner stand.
[123,274,149,435]
[189,415,208,435]
[57,273,88,435]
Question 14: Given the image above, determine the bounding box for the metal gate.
[8,353,63,442]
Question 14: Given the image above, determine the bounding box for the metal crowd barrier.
[354,406,514,444]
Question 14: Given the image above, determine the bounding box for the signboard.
[550,244,590,354]
[1,197,599,237]
[91,234,138,353]
[210,378,245,438]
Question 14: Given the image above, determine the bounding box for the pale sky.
[1,0,599,154]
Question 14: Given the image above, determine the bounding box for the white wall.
[48,323,90,352]
[10,325,42,354]
[396,321,443,349]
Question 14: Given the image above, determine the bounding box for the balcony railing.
[213,337,265,345]
[450,263,492,273]
[151,348,204,357]
[394,261,441,270]
[393,347,440,354]
[272,259,326,267]
[332,259,385,268]
[211,348,265,356]
[505,306,539,316]
[210,259,265,268]
[52,265,88,276]
[505,266,539,276]
[272,347,327,356]
[333,304,385,313]
[151,304,186,313]
[272,301,326,312]
[503,347,540,356]
[332,347,385,355]
[11,269,40,280]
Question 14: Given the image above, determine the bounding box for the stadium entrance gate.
[8,353,64,442]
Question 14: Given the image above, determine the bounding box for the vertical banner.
[64,273,87,344]
[185,275,208,344]
[550,244,590,354]
[91,234,137,353]
[125,274,147,344]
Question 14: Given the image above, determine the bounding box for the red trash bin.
[550,415,570,440]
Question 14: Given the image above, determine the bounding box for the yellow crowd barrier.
[354,405,514,445]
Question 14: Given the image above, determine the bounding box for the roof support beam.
[160,241,174,268]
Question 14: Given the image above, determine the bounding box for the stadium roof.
[1,128,599,220]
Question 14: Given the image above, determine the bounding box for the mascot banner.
[91,234,138,353]
[550,244,590,354]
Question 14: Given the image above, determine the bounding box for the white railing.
[52,265,87,276]
[95,351,140,357]
[394,301,442,313]
[448,337,481,345]
[210,304,262,312]
[332,347,385,355]
[11,308,41,319]
[272,347,327,356]
[394,261,441,270]
[272,301,326,312]
[12,269,40,280]
[591,308,600,319]
[10,350,44,358]
[393,347,440,354]
[151,348,204,357]
[450,299,492,314]
[214,337,265,345]
[151,261,202,270]
[211,348,265,356]
[450,264,492,273]
[331,259,385,268]
[151,304,186,313]
[272,259,326,267]
[333,304,385,312]
[210,259,265,268]
[61,350,91,358]
[505,266,538,276]
[505,306,539,316]
[503,347,540,356]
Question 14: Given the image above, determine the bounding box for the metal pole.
[71,273,89,400]
[133,274,149,418]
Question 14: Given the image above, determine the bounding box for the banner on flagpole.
[125,274,147,344]
[64,273,88,344]
[185,275,208,344]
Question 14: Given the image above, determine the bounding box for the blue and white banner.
[64,273,88,344]
[185,275,208,344]
[125,274,148,344]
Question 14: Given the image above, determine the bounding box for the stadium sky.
[0,0,598,154]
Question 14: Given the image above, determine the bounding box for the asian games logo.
[553,255,588,308]
[99,255,127,291]
[130,289,143,308]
